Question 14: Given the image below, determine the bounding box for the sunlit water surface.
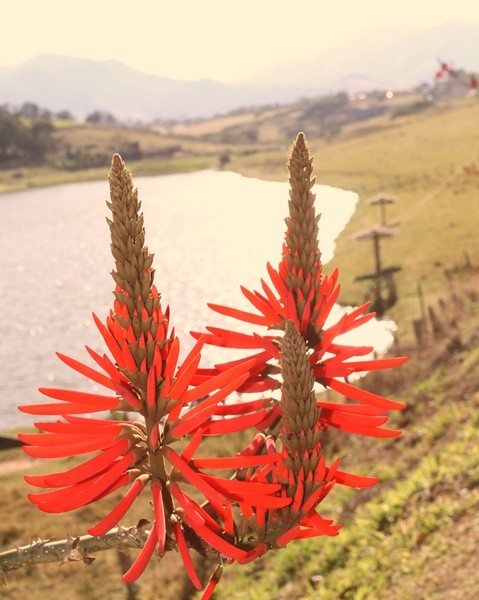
[0,170,396,429]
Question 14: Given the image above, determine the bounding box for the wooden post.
[417,282,428,334]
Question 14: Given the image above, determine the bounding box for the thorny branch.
[0,525,149,583]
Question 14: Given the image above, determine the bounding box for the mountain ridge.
[0,21,477,121]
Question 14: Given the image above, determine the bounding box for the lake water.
[0,169,396,429]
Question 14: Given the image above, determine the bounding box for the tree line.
[0,104,59,166]
[0,102,123,168]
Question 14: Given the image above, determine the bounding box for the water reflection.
[0,170,394,429]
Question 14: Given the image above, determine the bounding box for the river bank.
[0,154,220,195]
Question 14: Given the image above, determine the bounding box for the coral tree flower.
[19,155,289,595]
[192,132,407,440]
[19,137,406,597]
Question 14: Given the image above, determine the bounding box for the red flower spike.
[20,146,408,596]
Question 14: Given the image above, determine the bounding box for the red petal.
[152,481,166,553]
[171,483,206,527]
[61,453,135,509]
[183,514,247,560]
[173,372,250,437]
[316,402,386,416]
[24,438,130,487]
[22,435,118,458]
[122,526,158,583]
[112,382,141,410]
[186,359,254,404]
[171,484,222,532]
[92,312,123,366]
[163,336,180,380]
[147,367,156,407]
[165,448,226,506]
[214,399,267,415]
[181,428,204,462]
[207,302,268,326]
[172,521,202,590]
[168,351,202,400]
[201,474,281,496]
[327,378,406,411]
[240,285,280,324]
[201,410,268,435]
[37,387,120,408]
[333,469,380,489]
[237,543,268,564]
[203,327,262,349]
[200,565,223,600]
[32,419,122,435]
[88,475,149,536]
[56,352,116,391]
[342,356,408,371]
[19,401,108,416]
[190,453,282,470]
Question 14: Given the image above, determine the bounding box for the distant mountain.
[0,54,318,121]
[244,21,479,91]
[0,21,477,121]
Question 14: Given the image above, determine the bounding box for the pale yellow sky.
[2,0,479,81]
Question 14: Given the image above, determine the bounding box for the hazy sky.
[2,0,479,81]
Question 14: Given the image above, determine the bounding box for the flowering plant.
[17,133,406,598]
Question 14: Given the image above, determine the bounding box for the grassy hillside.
[228,96,479,343]
[1,94,479,598]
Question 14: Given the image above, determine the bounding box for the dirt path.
[0,457,38,476]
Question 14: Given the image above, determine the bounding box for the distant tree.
[55,110,76,121]
[0,108,56,166]
[117,141,142,161]
[23,120,56,163]
[85,111,118,125]
[18,102,41,120]
[0,108,27,162]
